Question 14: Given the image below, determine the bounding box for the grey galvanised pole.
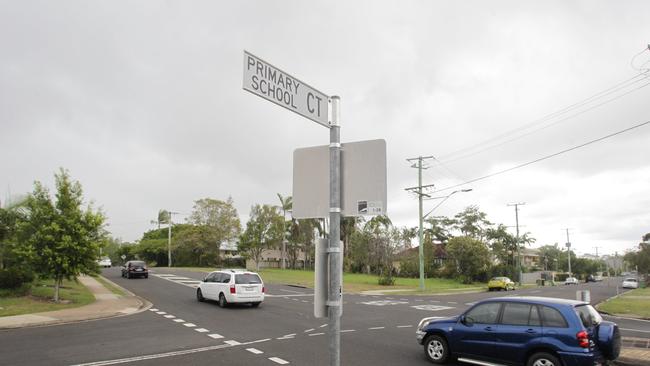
[167,212,172,267]
[418,157,425,291]
[328,96,342,366]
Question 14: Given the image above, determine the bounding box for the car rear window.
[541,306,568,328]
[625,278,637,282]
[130,261,145,266]
[235,274,262,284]
[575,305,602,328]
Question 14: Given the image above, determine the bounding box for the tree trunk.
[54,277,61,303]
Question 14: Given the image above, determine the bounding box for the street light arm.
[422,189,472,219]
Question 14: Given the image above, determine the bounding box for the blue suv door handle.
[525,329,537,334]
[484,326,494,331]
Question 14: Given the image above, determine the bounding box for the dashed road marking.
[173,319,185,323]
[319,324,328,328]
[360,300,408,306]
[308,332,325,336]
[304,328,314,333]
[246,348,264,354]
[149,308,159,312]
[369,326,385,330]
[183,323,196,327]
[269,357,290,365]
[411,305,454,311]
[340,329,355,333]
[164,315,175,318]
[195,328,209,333]
[397,325,413,328]
[224,340,241,346]
[156,311,166,315]
[208,334,224,339]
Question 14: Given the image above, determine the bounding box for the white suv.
[197,269,265,307]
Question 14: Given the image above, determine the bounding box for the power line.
[433,119,650,193]
[438,76,650,165]
[439,70,650,161]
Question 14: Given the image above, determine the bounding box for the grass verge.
[94,275,127,297]
[169,267,483,294]
[598,287,650,318]
[0,278,95,317]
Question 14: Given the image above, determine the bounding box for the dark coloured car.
[121,260,148,279]
[416,296,619,366]
[586,275,596,283]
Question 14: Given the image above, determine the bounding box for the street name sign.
[243,51,330,128]
[293,139,387,219]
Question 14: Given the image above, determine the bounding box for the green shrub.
[0,267,35,289]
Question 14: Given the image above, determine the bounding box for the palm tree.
[276,194,293,269]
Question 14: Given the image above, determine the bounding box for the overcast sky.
[2,1,649,257]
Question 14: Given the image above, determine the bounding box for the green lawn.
[0,278,95,317]
[94,275,126,297]
[170,267,483,294]
[598,287,650,318]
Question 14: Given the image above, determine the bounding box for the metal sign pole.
[328,96,341,366]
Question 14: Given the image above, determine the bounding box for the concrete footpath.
[0,275,151,329]
[617,338,650,366]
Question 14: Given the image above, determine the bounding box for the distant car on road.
[121,260,148,279]
[487,276,515,291]
[197,269,264,308]
[564,277,579,285]
[585,274,595,282]
[622,278,639,289]
[416,296,620,365]
[594,274,604,282]
[97,257,112,268]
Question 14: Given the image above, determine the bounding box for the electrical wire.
[438,71,650,161]
[433,119,650,193]
[439,78,650,165]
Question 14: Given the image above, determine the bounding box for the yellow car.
[488,277,515,291]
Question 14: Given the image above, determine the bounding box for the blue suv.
[416,296,620,366]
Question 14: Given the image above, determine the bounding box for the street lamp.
[417,188,472,291]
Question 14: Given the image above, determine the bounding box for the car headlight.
[418,317,435,331]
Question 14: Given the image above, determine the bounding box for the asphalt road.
[0,269,647,366]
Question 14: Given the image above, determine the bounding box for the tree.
[453,206,492,241]
[17,169,105,302]
[446,236,490,283]
[186,197,241,265]
[239,204,284,271]
[486,224,517,266]
[276,193,292,269]
[424,216,455,244]
[625,242,650,275]
[151,209,170,229]
[0,199,28,270]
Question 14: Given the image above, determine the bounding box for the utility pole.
[406,155,434,291]
[167,211,179,267]
[563,228,572,274]
[594,246,602,272]
[507,202,525,285]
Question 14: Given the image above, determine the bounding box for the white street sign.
[243,51,330,128]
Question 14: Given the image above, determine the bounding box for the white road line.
[246,348,264,354]
[319,324,328,328]
[224,340,241,346]
[173,319,185,323]
[250,338,271,343]
[156,311,166,315]
[149,308,159,312]
[208,334,224,339]
[164,315,175,318]
[283,333,296,337]
[304,328,315,333]
[620,328,650,333]
[340,329,356,333]
[369,327,385,330]
[183,323,196,327]
[301,300,308,303]
[397,325,413,328]
[308,332,325,336]
[448,302,458,304]
[269,357,290,365]
[195,328,209,333]
[69,343,234,366]
[280,289,304,294]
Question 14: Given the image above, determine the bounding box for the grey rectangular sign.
[292,139,387,218]
[243,51,330,128]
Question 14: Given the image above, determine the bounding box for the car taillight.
[262,286,265,293]
[577,330,589,348]
[230,284,236,294]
